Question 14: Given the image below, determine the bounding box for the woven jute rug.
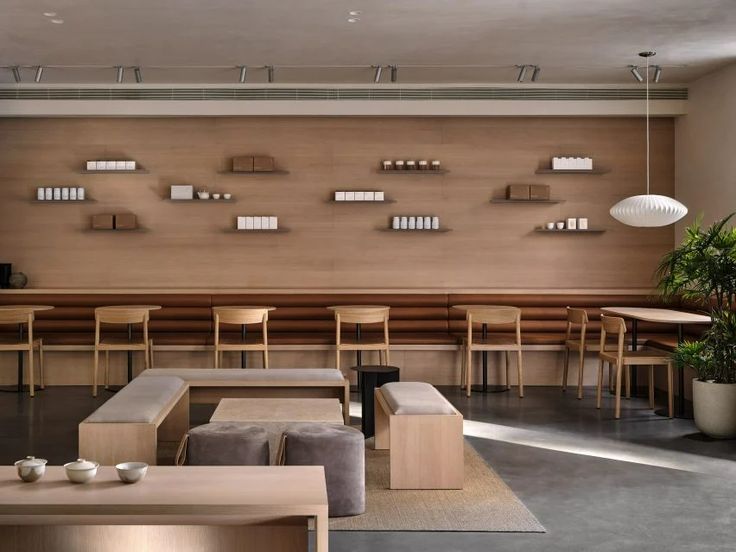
[330,440,545,532]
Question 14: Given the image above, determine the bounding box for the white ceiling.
[1,0,735,84]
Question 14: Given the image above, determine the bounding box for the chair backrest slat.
[214,308,270,326]
[334,306,390,325]
[95,307,149,325]
[466,306,520,326]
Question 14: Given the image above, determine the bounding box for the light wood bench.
[79,376,189,466]
[140,368,351,423]
[374,381,464,490]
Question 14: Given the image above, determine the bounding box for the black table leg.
[359,370,376,436]
[17,323,24,392]
[676,323,689,418]
[241,324,247,369]
[470,323,508,394]
[127,323,133,383]
[630,319,638,397]
[356,323,362,366]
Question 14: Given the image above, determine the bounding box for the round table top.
[0,304,54,312]
[452,304,510,311]
[212,305,276,311]
[96,305,162,311]
[327,305,390,310]
[350,365,400,374]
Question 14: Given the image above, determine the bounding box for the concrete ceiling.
[1,0,735,84]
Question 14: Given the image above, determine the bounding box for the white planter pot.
[692,379,736,439]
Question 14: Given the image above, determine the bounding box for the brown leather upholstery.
[0,293,690,347]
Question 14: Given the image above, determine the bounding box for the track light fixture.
[134,66,143,83]
[115,66,124,83]
[531,65,541,82]
[516,65,527,82]
[34,66,44,83]
[390,65,397,83]
[238,65,247,83]
[266,65,274,83]
[653,65,662,83]
[373,65,382,83]
[629,65,644,82]
[11,66,21,83]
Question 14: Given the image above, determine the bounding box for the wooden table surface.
[211,398,344,423]
[0,305,54,312]
[600,307,711,324]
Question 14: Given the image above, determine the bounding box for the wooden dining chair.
[597,315,674,419]
[93,307,152,397]
[334,306,390,372]
[0,308,44,397]
[463,306,524,398]
[213,307,271,369]
[561,307,589,399]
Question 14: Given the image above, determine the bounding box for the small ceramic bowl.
[223,193,232,200]
[64,458,99,484]
[14,456,47,482]
[212,193,221,200]
[115,461,148,484]
[556,222,565,230]
[545,222,555,230]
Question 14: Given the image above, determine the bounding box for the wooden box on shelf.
[253,156,275,172]
[529,184,550,201]
[91,214,114,230]
[232,156,254,173]
[115,214,138,230]
[507,184,531,200]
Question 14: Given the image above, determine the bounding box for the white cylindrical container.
[408,217,416,230]
[566,217,577,230]
[545,222,555,230]
[432,216,440,230]
[392,216,400,229]
[382,160,393,171]
[423,216,431,230]
[578,217,589,230]
[37,187,45,201]
[394,160,405,170]
[70,187,77,200]
[77,187,85,200]
[53,188,61,201]
[556,221,565,230]
[431,160,441,171]
[416,217,424,230]
[45,187,53,200]
[400,216,408,230]
[61,187,70,201]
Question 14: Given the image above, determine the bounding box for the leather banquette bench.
[0,292,697,350]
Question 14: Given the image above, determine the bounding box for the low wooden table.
[211,398,345,463]
[0,465,329,552]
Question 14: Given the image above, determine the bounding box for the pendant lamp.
[610,52,687,227]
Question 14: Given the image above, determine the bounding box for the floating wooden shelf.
[534,168,609,175]
[218,170,290,176]
[224,228,290,234]
[380,228,452,233]
[377,169,448,175]
[32,199,96,204]
[535,228,606,234]
[165,198,236,203]
[490,199,564,204]
[80,169,149,174]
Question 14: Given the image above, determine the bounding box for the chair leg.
[149,339,154,369]
[144,343,150,371]
[39,339,45,390]
[214,346,218,369]
[625,366,631,400]
[517,350,524,398]
[608,362,614,393]
[385,347,390,366]
[28,348,35,398]
[459,342,466,390]
[263,347,269,369]
[336,348,340,372]
[465,346,472,398]
[667,362,674,418]
[104,351,110,390]
[561,346,570,391]
[93,348,99,397]
[648,365,655,409]
[576,347,585,400]
[614,362,623,419]
[505,351,511,390]
[596,358,604,409]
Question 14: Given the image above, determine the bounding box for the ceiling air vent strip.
[0,87,687,101]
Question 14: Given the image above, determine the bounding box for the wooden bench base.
[374,387,463,490]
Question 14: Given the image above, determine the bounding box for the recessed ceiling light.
[43,11,57,17]
[50,18,64,24]
[347,17,359,23]
[348,10,362,16]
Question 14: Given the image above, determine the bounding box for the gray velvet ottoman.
[280,423,365,517]
[177,422,270,466]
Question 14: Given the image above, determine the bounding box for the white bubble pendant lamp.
[610,52,687,227]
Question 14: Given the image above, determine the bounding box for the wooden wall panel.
[0,116,674,289]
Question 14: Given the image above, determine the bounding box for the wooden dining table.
[0,305,54,393]
[601,306,711,418]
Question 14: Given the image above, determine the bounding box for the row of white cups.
[392,216,440,230]
[37,187,86,201]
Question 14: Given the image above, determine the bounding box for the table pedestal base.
[470,384,509,394]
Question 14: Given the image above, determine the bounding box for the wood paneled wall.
[0,116,674,289]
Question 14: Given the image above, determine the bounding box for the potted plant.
[656,213,736,438]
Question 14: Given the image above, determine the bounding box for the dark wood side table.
[350,364,400,437]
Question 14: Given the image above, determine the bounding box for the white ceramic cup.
[115,461,148,484]
[556,221,565,230]
[545,222,555,230]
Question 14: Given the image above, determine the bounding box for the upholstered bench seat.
[140,367,345,382]
[380,381,457,415]
[84,376,187,423]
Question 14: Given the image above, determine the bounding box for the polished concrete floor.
[1,385,735,551]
